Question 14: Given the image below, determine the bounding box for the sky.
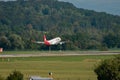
[58,0,120,16]
[0,0,15,1]
[1,0,120,16]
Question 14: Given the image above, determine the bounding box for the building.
[29,76,53,80]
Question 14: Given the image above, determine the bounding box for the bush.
[6,70,24,80]
[94,55,120,80]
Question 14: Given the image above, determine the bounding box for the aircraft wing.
[31,40,44,44]
[59,40,70,45]
[59,41,66,45]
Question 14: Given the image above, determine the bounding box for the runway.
[0,51,120,57]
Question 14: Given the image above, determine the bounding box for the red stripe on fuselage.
[44,41,50,46]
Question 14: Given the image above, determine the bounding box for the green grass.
[0,51,117,80]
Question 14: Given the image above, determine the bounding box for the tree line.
[0,0,120,50]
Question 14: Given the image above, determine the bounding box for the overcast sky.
[58,0,120,16]
[1,0,120,16]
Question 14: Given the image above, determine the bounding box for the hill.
[0,0,120,50]
[58,0,120,16]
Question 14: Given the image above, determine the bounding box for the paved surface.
[0,51,120,57]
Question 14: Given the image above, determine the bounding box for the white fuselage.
[44,37,61,46]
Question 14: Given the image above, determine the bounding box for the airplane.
[32,35,65,46]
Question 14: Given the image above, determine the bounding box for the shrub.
[94,55,120,80]
[6,70,24,80]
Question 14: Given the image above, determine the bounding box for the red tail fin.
[44,35,47,42]
[43,35,50,46]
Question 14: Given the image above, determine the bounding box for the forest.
[0,0,120,50]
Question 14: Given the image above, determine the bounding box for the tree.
[8,34,24,50]
[94,55,120,80]
[102,33,120,48]
[0,36,11,50]
[6,70,24,80]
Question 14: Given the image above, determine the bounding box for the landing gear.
[49,46,51,52]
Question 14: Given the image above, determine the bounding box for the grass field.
[0,51,117,80]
